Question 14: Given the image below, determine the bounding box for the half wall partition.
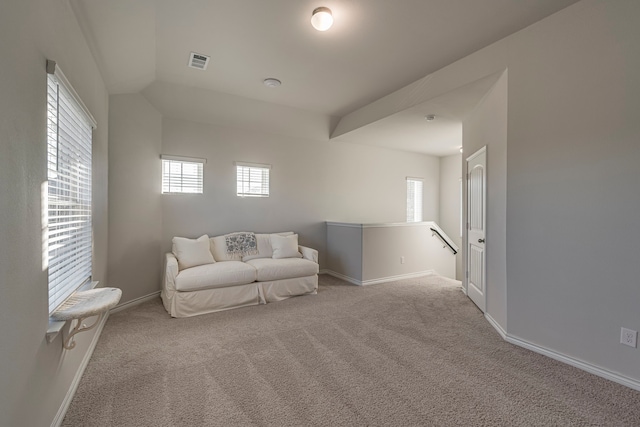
[325,221,458,285]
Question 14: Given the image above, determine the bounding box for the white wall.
[505,0,640,382]
[108,94,163,303]
[326,222,456,283]
[159,116,440,267]
[439,154,463,280]
[463,72,508,330]
[327,0,640,388]
[0,1,109,425]
[362,223,456,281]
[426,0,640,384]
[326,223,363,281]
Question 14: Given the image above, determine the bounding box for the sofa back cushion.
[210,235,243,262]
[242,232,294,261]
[172,235,215,270]
[211,231,296,262]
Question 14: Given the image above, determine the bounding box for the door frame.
[465,146,487,312]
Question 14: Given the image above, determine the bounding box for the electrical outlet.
[620,327,637,348]
[400,256,405,264]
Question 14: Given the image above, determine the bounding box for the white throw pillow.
[172,235,215,270]
[243,232,294,261]
[271,234,303,259]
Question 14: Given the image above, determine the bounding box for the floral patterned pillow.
[224,232,258,256]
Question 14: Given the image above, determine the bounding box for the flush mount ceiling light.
[311,7,333,31]
[263,78,282,88]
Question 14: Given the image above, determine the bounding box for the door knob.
[478,238,485,243]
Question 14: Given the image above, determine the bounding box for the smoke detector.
[425,114,436,121]
[263,78,282,88]
[188,52,210,70]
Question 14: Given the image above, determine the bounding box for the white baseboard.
[361,270,436,286]
[504,335,640,392]
[475,322,639,393]
[321,270,362,285]
[322,269,436,286]
[324,270,640,392]
[484,313,507,340]
[51,313,109,427]
[110,291,161,314]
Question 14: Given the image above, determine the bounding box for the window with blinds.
[236,162,270,197]
[161,156,205,194]
[46,62,96,314]
[406,177,424,222]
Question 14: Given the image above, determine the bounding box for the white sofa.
[162,232,319,318]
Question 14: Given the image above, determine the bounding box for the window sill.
[46,281,99,343]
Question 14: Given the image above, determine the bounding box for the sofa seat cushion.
[175,261,257,292]
[246,258,319,282]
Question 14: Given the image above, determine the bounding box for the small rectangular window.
[406,177,424,222]
[161,155,205,194]
[236,162,270,197]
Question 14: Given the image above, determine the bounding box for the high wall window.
[161,155,205,194]
[236,162,270,197]
[406,177,423,222]
[46,61,96,314]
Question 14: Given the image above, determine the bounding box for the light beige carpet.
[63,274,640,426]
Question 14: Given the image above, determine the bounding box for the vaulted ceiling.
[71,0,580,155]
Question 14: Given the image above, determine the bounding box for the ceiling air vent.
[188,52,210,70]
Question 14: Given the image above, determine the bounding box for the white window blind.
[236,162,270,197]
[406,177,423,222]
[46,61,96,314]
[161,156,204,194]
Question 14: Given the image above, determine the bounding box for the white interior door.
[466,147,486,312]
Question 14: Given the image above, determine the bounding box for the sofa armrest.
[299,245,318,264]
[164,253,179,292]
